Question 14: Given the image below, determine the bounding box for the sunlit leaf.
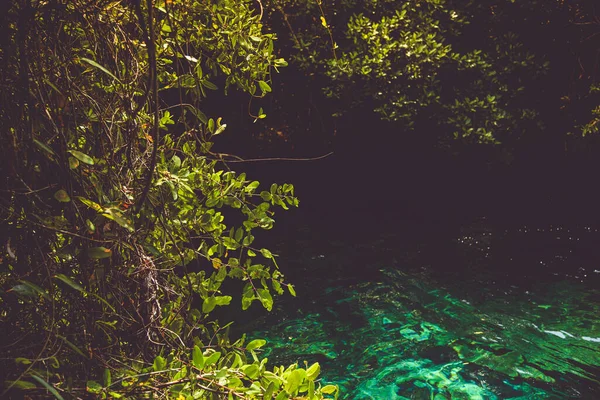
[68,150,94,165]
[80,57,121,82]
[246,339,266,351]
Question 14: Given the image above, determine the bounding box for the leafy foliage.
[264,0,600,145]
[0,0,334,398]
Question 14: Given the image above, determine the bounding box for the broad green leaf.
[202,296,217,313]
[68,150,94,165]
[214,295,232,306]
[80,57,121,82]
[306,362,320,380]
[284,369,306,395]
[203,351,221,367]
[246,339,266,351]
[54,189,71,203]
[258,289,273,311]
[153,355,166,371]
[234,227,244,242]
[192,345,204,369]
[258,80,272,93]
[260,191,272,201]
[54,274,84,292]
[31,375,64,400]
[87,247,112,259]
[242,364,260,379]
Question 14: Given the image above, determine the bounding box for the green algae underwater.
[244,224,600,399]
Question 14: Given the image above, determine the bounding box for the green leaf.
[264,382,275,399]
[102,208,134,232]
[242,364,260,379]
[234,227,244,242]
[214,295,232,306]
[192,345,204,369]
[33,139,55,155]
[16,280,50,300]
[202,296,217,313]
[86,219,96,233]
[260,248,273,259]
[260,191,272,201]
[258,80,272,93]
[258,289,273,311]
[54,274,84,292]
[203,351,221,367]
[87,247,112,259]
[80,57,121,82]
[306,362,320,380]
[242,234,255,246]
[213,123,227,136]
[246,339,266,351]
[54,189,71,203]
[284,369,306,395]
[202,80,218,90]
[184,105,208,124]
[86,380,103,394]
[287,284,296,297]
[103,369,112,387]
[68,150,94,165]
[321,385,337,394]
[153,355,166,371]
[77,197,103,212]
[30,375,64,400]
[246,181,260,192]
[68,156,79,169]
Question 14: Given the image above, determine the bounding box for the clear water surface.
[244,218,600,399]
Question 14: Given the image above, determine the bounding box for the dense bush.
[0,1,336,398]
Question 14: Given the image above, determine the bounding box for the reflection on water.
[247,221,600,399]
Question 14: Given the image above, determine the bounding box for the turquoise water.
[246,222,600,399]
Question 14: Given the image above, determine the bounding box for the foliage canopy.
[0,0,335,398]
